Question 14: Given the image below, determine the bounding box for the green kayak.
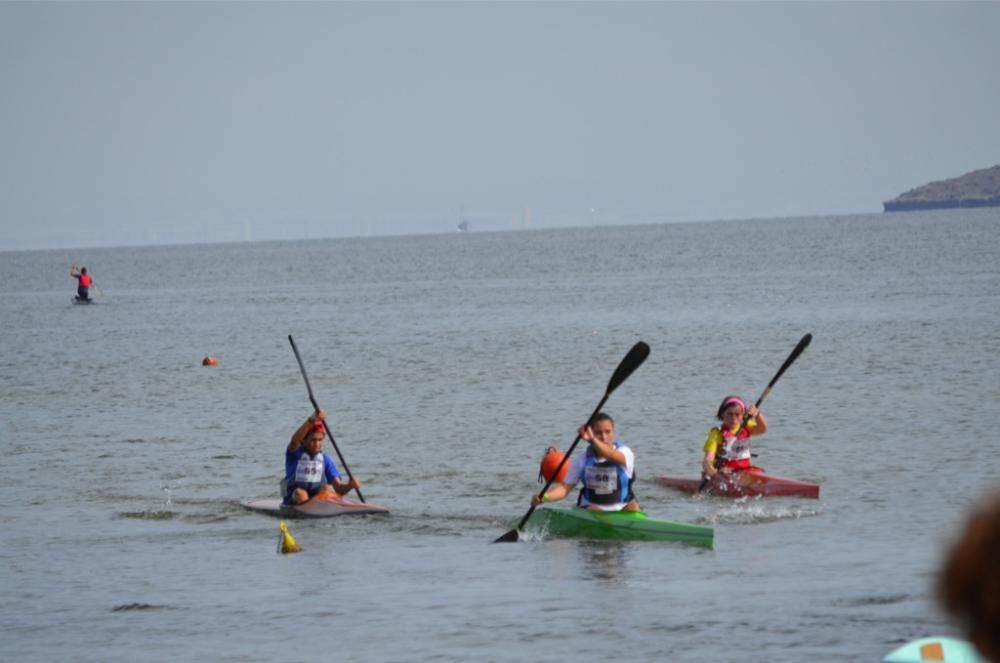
[521,507,714,548]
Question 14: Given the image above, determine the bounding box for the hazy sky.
[2,1,999,250]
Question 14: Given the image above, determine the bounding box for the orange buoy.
[202,356,219,366]
[539,446,569,483]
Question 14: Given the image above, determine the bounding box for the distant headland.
[883,164,1000,212]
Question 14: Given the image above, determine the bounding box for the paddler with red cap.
[284,408,361,505]
[702,395,768,480]
[531,412,640,512]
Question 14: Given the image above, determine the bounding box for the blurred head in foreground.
[939,489,1000,662]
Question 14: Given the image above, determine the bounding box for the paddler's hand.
[531,493,545,507]
[312,408,327,421]
[578,423,595,443]
[333,477,361,495]
[747,405,760,419]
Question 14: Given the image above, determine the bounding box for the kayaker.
[70,265,93,301]
[284,408,361,505]
[701,395,768,479]
[939,490,1000,662]
[530,412,640,512]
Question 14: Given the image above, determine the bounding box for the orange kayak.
[655,467,819,499]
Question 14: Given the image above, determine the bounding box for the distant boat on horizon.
[457,218,469,232]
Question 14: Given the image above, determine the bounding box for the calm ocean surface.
[2,209,999,661]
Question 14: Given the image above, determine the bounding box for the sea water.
[1,209,998,661]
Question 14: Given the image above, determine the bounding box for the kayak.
[655,467,819,498]
[243,492,389,518]
[520,507,714,548]
[883,636,985,662]
[73,296,96,305]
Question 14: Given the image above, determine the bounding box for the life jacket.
[289,451,327,491]
[576,443,635,507]
[716,425,753,469]
[79,273,92,288]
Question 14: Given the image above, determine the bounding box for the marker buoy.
[278,521,302,554]
[201,356,219,366]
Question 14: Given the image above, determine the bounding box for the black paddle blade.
[752,333,813,409]
[494,528,521,543]
[768,334,811,388]
[607,341,650,396]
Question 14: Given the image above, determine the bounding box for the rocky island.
[883,164,1000,212]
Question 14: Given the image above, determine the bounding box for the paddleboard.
[521,507,714,548]
[882,636,985,662]
[243,493,389,518]
[73,296,96,305]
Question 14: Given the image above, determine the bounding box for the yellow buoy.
[277,521,302,554]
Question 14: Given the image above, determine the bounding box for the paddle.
[699,333,813,491]
[288,334,365,503]
[494,340,650,543]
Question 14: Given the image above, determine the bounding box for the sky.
[2,1,999,250]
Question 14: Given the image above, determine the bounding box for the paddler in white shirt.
[530,412,640,512]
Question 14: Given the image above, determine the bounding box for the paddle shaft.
[747,333,812,417]
[701,333,812,489]
[495,341,650,542]
[288,335,365,503]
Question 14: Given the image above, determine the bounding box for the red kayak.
[655,467,819,499]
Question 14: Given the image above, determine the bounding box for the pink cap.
[721,396,745,410]
[716,395,746,419]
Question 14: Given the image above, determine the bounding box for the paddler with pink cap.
[702,395,769,480]
[284,408,361,505]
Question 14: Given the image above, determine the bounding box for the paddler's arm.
[287,408,326,453]
[702,450,718,477]
[579,423,627,466]
[531,481,571,507]
[331,476,361,495]
[747,406,768,435]
[702,429,721,477]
